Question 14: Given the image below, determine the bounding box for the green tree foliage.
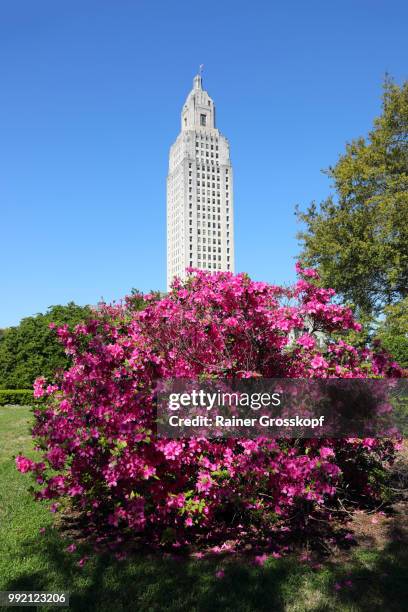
[0,303,91,389]
[297,78,408,318]
[128,289,164,312]
[375,297,408,368]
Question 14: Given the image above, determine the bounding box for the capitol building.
[166,72,235,290]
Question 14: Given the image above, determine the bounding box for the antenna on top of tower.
[199,64,204,76]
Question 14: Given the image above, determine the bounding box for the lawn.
[0,405,407,611]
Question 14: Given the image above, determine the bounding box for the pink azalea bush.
[16,266,403,551]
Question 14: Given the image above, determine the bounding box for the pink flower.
[215,569,225,579]
[192,552,204,559]
[68,485,84,496]
[46,384,58,395]
[15,455,34,473]
[196,472,214,494]
[46,447,66,469]
[310,354,328,369]
[297,334,315,349]
[33,377,46,398]
[78,557,89,567]
[295,262,319,278]
[319,446,335,459]
[254,554,268,566]
[161,441,183,461]
[66,544,76,553]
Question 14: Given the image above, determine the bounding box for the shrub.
[0,303,92,389]
[0,389,44,406]
[16,267,403,553]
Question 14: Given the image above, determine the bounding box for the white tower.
[166,73,235,290]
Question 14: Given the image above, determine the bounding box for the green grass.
[0,406,407,611]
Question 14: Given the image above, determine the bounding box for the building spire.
[193,74,202,90]
[193,64,204,90]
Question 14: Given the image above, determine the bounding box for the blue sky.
[1,0,407,327]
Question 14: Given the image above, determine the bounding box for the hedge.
[0,389,44,406]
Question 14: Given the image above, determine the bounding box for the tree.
[375,297,408,368]
[0,302,91,389]
[296,78,408,318]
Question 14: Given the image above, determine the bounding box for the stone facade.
[166,74,235,290]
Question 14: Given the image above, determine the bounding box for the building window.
[200,114,206,126]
